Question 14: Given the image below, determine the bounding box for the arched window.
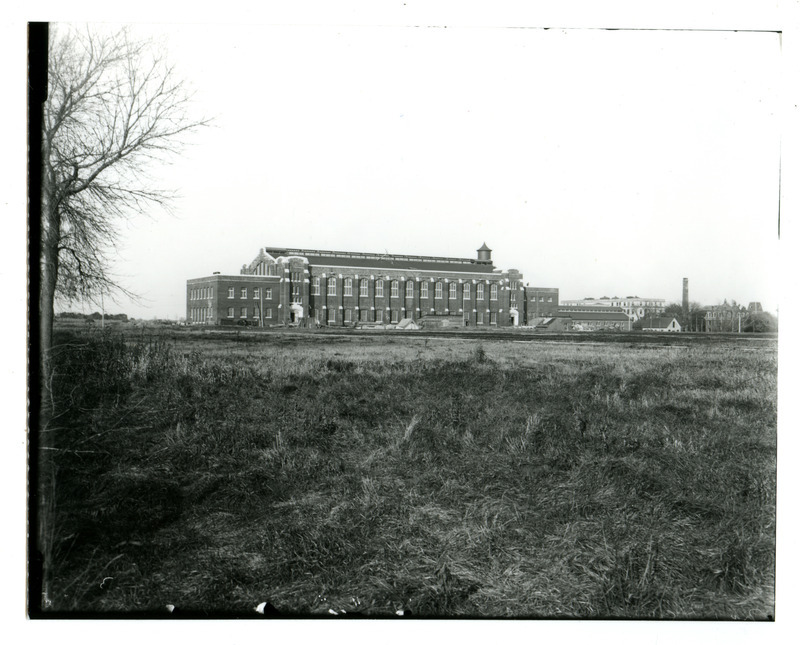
[449,283,457,299]
[327,277,337,296]
[344,278,353,296]
[435,282,443,299]
[463,283,470,299]
[490,283,498,301]
[391,280,399,298]
[477,283,484,300]
[376,279,384,297]
[405,281,414,298]
[360,279,369,297]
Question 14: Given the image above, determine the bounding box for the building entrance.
[290,303,304,322]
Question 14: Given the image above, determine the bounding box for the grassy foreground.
[41,329,776,618]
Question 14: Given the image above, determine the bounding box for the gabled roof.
[559,309,630,322]
[641,316,680,328]
[559,305,626,316]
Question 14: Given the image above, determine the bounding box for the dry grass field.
[39,326,777,618]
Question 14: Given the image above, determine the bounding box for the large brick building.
[186,243,554,328]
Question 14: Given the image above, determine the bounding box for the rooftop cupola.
[477,242,492,262]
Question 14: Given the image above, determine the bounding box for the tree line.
[655,302,778,333]
[56,311,129,321]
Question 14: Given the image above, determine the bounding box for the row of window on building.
[248,264,281,276]
[191,306,276,321]
[227,287,274,300]
[595,300,663,307]
[192,306,505,325]
[319,309,501,325]
[190,286,278,300]
[189,307,212,322]
[194,282,552,307]
[189,287,214,300]
[307,278,507,300]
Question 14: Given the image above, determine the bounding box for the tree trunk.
[29,22,55,610]
[39,204,57,416]
[36,134,60,611]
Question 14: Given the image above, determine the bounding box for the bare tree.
[34,24,207,611]
[39,24,208,396]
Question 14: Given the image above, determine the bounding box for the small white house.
[641,316,682,332]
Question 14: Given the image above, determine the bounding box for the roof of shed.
[641,316,680,328]
[560,310,631,321]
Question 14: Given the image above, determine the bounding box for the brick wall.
[524,287,560,322]
[186,275,280,326]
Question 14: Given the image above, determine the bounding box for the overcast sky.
[56,19,780,318]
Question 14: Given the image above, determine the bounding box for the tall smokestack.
[682,278,689,320]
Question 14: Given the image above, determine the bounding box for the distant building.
[560,296,666,322]
[186,244,556,328]
[539,305,632,331]
[704,301,747,332]
[641,316,682,332]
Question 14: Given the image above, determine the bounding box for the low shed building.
[555,306,632,331]
[641,316,681,332]
[396,318,420,330]
[419,314,466,329]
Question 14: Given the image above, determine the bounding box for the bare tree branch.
[41,24,210,315]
